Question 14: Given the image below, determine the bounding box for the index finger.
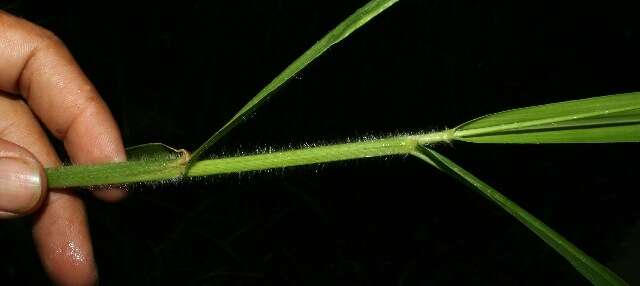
[0,11,127,201]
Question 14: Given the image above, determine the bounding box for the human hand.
[0,11,126,285]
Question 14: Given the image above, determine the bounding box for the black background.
[1,0,640,285]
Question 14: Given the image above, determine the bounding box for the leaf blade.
[188,0,401,165]
[453,92,640,143]
[412,146,629,286]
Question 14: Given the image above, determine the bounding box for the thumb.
[0,138,46,218]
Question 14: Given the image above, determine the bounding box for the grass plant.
[44,0,636,284]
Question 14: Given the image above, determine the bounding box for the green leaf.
[412,146,629,286]
[453,92,640,143]
[187,0,401,165]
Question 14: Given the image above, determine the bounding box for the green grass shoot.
[43,0,635,284]
[47,92,640,188]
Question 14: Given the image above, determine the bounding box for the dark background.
[1,0,639,285]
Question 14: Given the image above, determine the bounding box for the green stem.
[46,131,453,188]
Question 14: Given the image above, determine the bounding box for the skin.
[0,11,126,285]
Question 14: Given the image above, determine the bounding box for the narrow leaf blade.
[188,0,401,164]
[454,92,640,143]
[412,146,629,286]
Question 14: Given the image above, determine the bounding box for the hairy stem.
[46,131,452,188]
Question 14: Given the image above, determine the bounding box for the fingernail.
[0,157,42,216]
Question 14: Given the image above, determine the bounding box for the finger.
[0,138,45,218]
[0,93,97,285]
[32,192,97,286]
[0,11,127,201]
